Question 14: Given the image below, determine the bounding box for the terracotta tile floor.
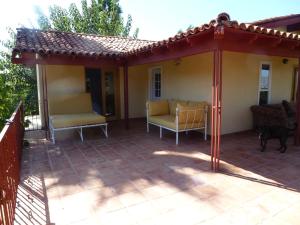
[15,119,300,225]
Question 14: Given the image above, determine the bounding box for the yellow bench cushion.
[147,100,169,116]
[148,115,205,130]
[51,113,106,129]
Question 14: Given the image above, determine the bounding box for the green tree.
[0,28,37,130]
[35,0,139,37]
[177,24,195,34]
[0,0,139,129]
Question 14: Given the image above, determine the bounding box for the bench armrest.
[146,100,169,117]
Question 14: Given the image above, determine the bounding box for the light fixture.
[174,58,181,66]
[282,58,288,64]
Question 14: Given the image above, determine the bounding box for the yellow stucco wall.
[123,51,297,134]
[163,52,213,102]
[118,66,150,119]
[43,52,297,135]
[46,65,85,97]
[45,65,85,114]
[120,52,213,119]
[222,51,297,134]
[127,66,149,118]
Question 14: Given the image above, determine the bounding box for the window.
[258,63,271,105]
[150,68,162,99]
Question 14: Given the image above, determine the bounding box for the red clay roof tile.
[126,13,300,56]
[13,13,300,59]
[252,14,300,26]
[13,28,156,57]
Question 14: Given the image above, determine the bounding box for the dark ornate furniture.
[250,101,296,131]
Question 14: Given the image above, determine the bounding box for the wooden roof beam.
[287,40,300,50]
[272,38,282,47]
[248,35,259,44]
[184,35,202,47]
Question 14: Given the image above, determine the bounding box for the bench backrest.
[177,103,208,125]
[48,93,93,115]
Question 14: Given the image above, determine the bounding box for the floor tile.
[17,120,300,225]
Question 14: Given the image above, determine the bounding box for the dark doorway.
[85,68,102,114]
[104,72,116,116]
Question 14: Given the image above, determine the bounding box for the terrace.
[14,119,300,225]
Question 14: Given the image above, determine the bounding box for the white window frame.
[148,66,163,100]
[258,62,272,105]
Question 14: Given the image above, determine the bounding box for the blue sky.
[0,0,299,41]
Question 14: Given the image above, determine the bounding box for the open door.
[103,71,116,117]
[85,68,102,114]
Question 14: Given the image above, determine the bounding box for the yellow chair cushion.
[148,115,204,130]
[147,100,169,116]
[49,93,93,115]
[177,104,205,124]
[51,113,106,129]
[168,100,189,116]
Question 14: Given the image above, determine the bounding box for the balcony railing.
[0,102,24,225]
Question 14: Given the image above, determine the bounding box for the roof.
[252,14,300,26]
[127,13,300,56]
[12,13,300,61]
[13,28,155,58]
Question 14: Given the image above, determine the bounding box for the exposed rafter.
[272,38,283,47]
[248,35,259,44]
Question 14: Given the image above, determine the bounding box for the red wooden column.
[211,49,222,171]
[123,63,129,129]
[295,58,300,145]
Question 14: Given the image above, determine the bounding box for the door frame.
[85,66,120,120]
[85,67,103,114]
[101,67,120,121]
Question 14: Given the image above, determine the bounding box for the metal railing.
[0,102,24,225]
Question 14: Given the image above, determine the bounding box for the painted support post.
[211,49,222,171]
[124,63,129,129]
[295,59,300,145]
[42,65,50,139]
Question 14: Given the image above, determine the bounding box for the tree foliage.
[35,0,139,37]
[0,0,139,129]
[0,28,38,130]
[177,24,195,34]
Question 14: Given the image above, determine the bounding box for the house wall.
[41,52,297,135]
[120,52,213,119]
[222,51,297,134]
[119,66,150,119]
[45,65,86,114]
[122,51,297,134]
[46,65,85,97]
